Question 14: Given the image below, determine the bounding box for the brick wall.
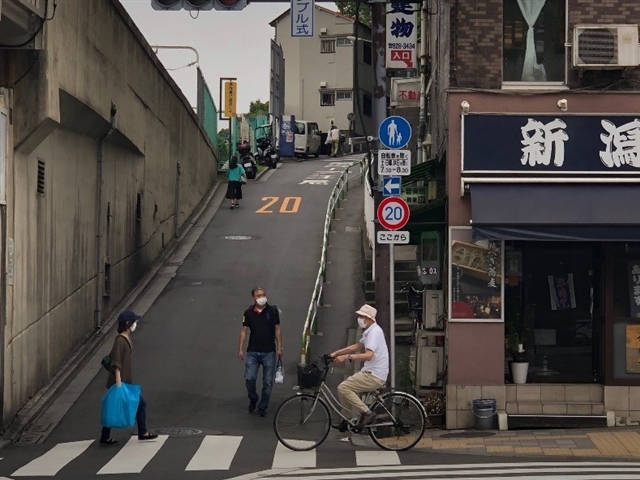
[449,0,640,90]
[450,0,503,89]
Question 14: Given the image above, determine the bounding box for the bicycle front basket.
[297,363,323,389]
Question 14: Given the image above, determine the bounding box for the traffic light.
[151,0,247,11]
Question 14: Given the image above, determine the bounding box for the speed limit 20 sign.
[377,196,410,231]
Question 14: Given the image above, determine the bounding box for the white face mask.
[130,322,137,332]
[256,297,268,307]
[357,317,367,329]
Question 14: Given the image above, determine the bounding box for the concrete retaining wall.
[0,0,218,425]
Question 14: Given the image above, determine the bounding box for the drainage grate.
[439,431,496,439]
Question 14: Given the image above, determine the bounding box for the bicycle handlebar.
[322,354,334,365]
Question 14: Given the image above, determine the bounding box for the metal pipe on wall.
[95,104,116,330]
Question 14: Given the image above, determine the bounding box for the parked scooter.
[255,137,279,169]
[237,141,257,179]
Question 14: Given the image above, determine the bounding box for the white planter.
[511,361,529,384]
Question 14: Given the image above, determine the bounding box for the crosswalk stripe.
[12,440,94,477]
[185,435,242,471]
[271,440,316,469]
[355,451,400,466]
[97,435,168,475]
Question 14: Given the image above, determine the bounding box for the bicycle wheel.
[368,391,426,451]
[273,393,331,451]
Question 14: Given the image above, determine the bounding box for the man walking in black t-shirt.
[238,287,283,417]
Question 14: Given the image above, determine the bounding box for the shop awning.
[470,184,640,241]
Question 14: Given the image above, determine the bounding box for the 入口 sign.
[386,3,417,69]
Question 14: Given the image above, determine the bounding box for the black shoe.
[248,401,257,413]
[332,420,349,432]
[138,433,158,441]
[357,411,377,428]
[258,410,266,417]
[99,438,119,446]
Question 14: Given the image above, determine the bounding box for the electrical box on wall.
[423,290,444,329]
[418,231,441,285]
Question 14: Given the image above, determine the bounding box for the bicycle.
[402,283,426,332]
[273,354,427,452]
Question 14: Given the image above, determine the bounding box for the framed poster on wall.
[449,227,504,323]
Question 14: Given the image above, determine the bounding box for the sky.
[121,0,338,114]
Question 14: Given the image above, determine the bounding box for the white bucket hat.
[355,304,377,321]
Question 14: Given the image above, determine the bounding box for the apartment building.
[270,5,374,138]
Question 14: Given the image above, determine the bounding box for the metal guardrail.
[300,156,367,365]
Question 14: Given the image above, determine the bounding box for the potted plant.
[505,310,529,384]
[423,391,445,426]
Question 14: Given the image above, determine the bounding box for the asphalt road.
[0,157,375,479]
[2,157,636,479]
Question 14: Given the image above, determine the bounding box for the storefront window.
[448,227,503,323]
[612,243,640,319]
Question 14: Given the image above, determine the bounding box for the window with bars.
[37,159,45,196]
[336,37,353,47]
[321,39,336,53]
[320,91,336,106]
[336,91,352,101]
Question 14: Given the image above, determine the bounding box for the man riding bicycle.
[330,304,389,431]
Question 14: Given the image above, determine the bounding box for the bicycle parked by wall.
[402,283,426,332]
[273,354,427,452]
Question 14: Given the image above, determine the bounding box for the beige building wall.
[0,0,218,425]
[272,6,374,136]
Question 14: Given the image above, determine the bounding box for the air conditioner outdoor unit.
[319,81,327,88]
[573,24,639,68]
[423,290,443,330]
[320,27,327,35]
[418,346,444,387]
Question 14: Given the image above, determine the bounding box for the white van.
[294,120,322,158]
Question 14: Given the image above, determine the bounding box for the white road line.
[355,450,400,466]
[267,461,640,476]
[271,441,316,469]
[269,467,640,480]
[185,435,242,471]
[12,440,93,477]
[97,435,168,475]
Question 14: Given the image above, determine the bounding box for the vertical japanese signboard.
[449,227,504,323]
[386,2,417,70]
[291,0,314,38]
[224,80,237,118]
[628,261,640,318]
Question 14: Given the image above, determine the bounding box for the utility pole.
[371,1,391,346]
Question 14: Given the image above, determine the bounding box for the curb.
[0,176,226,448]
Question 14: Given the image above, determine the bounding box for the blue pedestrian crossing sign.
[378,116,412,149]
[382,176,402,196]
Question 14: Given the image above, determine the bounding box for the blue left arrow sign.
[382,176,402,196]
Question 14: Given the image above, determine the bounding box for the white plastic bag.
[275,359,284,384]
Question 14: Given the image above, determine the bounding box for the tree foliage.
[335,1,371,27]
[248,100,269,116]
[217,128,230,161]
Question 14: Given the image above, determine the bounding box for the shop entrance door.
[522,242,600,383]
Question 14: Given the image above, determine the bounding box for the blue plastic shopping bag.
[101,383,141,428]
